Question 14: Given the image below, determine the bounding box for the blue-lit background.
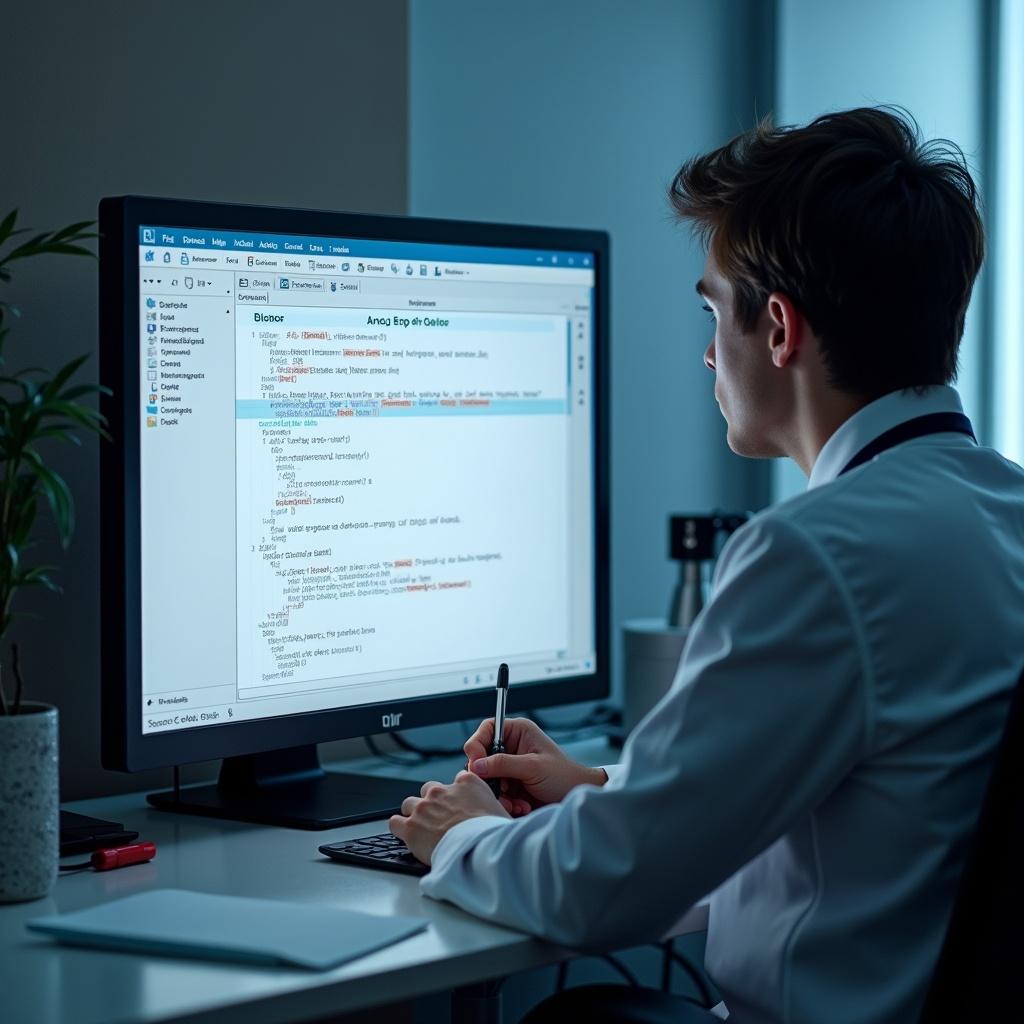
[4,1,1021,1015]
[2,0,1019,804]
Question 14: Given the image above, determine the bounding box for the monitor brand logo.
[381,712,403,729]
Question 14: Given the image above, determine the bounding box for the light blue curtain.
[992,0,1024,464]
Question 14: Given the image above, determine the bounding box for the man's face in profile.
[698,252,786,459]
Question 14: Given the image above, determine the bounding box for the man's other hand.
[464,716,607,816]
[389,772,510,865]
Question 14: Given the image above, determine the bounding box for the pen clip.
[493,686,508,751]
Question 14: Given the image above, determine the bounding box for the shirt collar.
[807,385,969,490]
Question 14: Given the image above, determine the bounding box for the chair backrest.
[919,665,1024,1022]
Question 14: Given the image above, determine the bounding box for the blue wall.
[772,0,988,499]
[409,0,772,700]
[0,0,410,800]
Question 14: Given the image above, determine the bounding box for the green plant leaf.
[50,220,96,241]
[0,216,96,270]
[11,486,38,548]
[22,451,74,546]
[4,241,95,262]
[0,210,18,244]
[2,544,16,588]
[59,382,108,401]
[17,565,61,593]
[42,353,90,399]
[43,398,109,433]
[0,215,109,629]
[35,243,95,258]
[33,426,83,445]
[1,232,50,261]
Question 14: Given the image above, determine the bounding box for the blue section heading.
[139,225,594,269]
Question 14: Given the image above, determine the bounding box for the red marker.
[90,842,157,870]
[60,841,157,873]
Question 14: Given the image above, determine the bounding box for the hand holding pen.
[487,662,510,797]
[464,667,606,815]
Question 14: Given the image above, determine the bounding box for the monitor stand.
[146,744,422,830]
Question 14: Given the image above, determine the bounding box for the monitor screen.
[102,200,606,764]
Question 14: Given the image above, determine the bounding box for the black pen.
[488,663,510,797]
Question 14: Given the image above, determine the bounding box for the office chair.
[918,664,1024,1022]
[520,942,720,1023]
[520,982,720,1023]
[524,665,1024,1024]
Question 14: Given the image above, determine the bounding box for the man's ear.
[767,292,803,368]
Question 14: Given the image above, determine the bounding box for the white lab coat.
[421,386,1024,1024]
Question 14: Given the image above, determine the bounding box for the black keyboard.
[319,832,429,876]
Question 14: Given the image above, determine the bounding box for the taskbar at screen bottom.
[140,656,596,734]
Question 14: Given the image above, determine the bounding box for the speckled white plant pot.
[0,703,58,902]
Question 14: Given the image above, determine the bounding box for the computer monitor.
[99,196,609,828]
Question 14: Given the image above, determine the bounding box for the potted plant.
[0,211,108,902]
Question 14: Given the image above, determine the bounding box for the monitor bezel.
[100,195,610,773]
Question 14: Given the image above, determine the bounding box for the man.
[390,107,1024,1023]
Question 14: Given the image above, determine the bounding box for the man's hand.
[464,717,607,816]
[389,771,510,865]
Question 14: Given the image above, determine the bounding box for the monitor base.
[147,744,422,830]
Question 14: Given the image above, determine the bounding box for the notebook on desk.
[27,889,427,970]
[59,809,138,856]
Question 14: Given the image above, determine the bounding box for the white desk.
[0,738,708,1024]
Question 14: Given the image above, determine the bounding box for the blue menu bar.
[138,226,595,269]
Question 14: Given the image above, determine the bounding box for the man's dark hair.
[669,106,985,398]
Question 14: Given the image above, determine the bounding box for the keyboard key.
[318,835,429,876]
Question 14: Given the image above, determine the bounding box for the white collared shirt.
[421,386,1024,1023]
